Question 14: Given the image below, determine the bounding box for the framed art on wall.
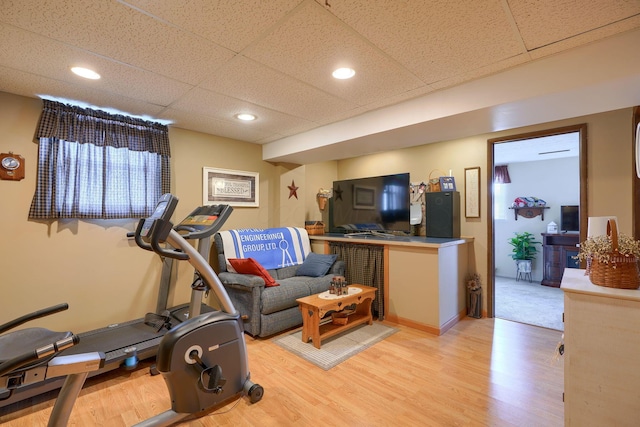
[353,185,376,209]
[203,167,259,207]
[464,167,480,218]
[439,176,456,191]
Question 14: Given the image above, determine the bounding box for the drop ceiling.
[1,0,639,164]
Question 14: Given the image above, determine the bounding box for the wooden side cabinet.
[562,269,640,426]
[541,233,579,287]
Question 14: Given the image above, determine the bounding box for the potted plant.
[508,232,541,281]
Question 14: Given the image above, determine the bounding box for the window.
[493,183,507,220]
[29,100,170,219]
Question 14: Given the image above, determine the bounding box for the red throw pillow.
[228,258,279,287]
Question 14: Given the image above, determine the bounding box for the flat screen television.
[330,173,411,234]
[561,205,580,233]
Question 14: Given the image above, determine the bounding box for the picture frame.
[203,167,259,207]
[353,185,376,209]
[439,176,456,191]
[464,167,480,218]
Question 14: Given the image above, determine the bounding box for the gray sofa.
[213,230,345,337]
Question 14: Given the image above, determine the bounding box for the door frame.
[486,124,588,317]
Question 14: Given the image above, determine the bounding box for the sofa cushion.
[295,253,338,277]
[228,258,279,287]
[305,275,336,295]
[273,265,298,280]
[261,279,313,314]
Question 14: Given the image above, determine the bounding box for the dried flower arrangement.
[466,273,482,318]
[575,220,640,289]
[576,233,640,265]
[467,273,482,291]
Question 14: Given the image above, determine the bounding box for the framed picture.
[353,185,376,209]
[464,167,480,218]
[203,167,259,207]
[439,176,456,191]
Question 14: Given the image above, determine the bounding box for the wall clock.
[0,152,25,181]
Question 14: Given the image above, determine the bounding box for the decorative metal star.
[288,180,299,199]
[334,185,343,201]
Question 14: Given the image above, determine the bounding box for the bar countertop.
[310,233,473,249]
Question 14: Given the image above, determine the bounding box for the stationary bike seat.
[0,327,72,373]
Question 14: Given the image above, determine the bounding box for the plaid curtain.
[29,100,170,219]
[329,242,385,319]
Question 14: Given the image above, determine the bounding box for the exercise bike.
[0,194,263,426]
[0,304,105,426]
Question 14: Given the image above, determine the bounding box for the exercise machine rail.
[1,194,262,425]
[0,198,233,408]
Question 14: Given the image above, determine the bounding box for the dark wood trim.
[487,124,588,318]
[579,123,588,253]
[488,124,587,144]
[634,106,640,240]
[486,139,494,317]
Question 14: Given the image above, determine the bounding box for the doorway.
[487,124,588,329]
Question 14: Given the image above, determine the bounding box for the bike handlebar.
[134,217,189,261]
[0,334,79,377]
[0,303,69,335]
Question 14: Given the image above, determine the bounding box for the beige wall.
[1,89,635,332]
[303,161,338,227]
[0,92,282,333]
[333,107,635,311]
[336,134,489,293]
[489,108,634,233]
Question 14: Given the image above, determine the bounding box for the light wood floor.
[0,318,565,426]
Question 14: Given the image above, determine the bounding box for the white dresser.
[561,268,640,426]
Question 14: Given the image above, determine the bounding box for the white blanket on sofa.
[218,227,311,270]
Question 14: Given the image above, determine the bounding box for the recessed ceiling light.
[235,113,256,121]
[71,67,101,80]
[332,67,355,79]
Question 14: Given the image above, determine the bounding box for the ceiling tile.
[161,108,273,143]
[428,54,531,92]
[198,55,358,122]
[0,24,192,107]
[0,0,235,84]
[0,0,639,164]
[243,1,425,106]
[122,0,303,52]
[323,0,525,83]
[529,15,640,59]
[0,65,167,119]
[169,87,316,135]
[509,0,640,50]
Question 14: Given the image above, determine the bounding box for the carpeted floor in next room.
[494,275,564,331]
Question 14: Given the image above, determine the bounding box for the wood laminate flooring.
[0,318,564,426]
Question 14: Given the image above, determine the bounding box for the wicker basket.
[304,221,325,235]
[587,219,640,289]
[428,169,446,192]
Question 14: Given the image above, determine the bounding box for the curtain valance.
[494,165,511,184]
[36,99,170,157]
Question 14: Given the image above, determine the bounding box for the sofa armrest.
[218,272,267,290]
[329,260,346,276]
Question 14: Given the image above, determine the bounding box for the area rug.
[273,322,398,370]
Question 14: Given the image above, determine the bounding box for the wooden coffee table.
[296,284,377,349]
